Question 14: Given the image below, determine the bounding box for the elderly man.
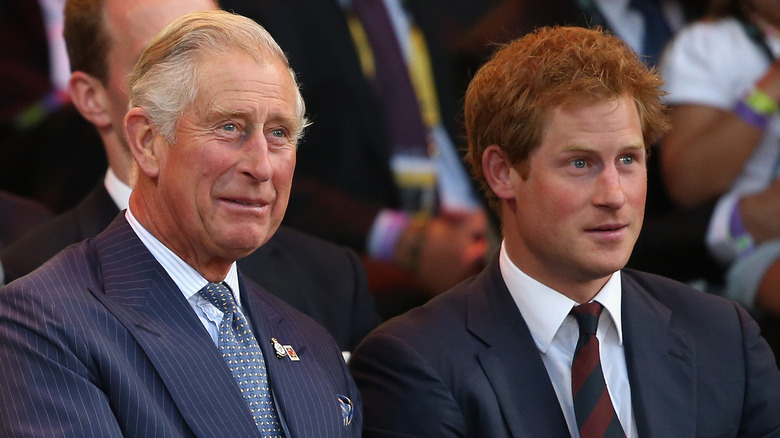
[350,26,780,437]
[0,11,361,438]
[0,0,379,354]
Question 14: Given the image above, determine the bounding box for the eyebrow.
[205,106,250,123]
[620,143,647,154]
[273,114,304,135]
[559,142,645,153]
[205,107,301,133]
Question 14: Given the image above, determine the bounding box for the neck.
[129,188,232,282]
[503,242,611,305]
[102,133,134,186]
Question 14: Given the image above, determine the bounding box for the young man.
[350,26,780,437]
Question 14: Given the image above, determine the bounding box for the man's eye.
[270,128,285,138]
[619,155,634,165]
[571,158,587,168]
[221,123,237,132]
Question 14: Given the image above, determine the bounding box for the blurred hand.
[660,59,780,208]
[396,209,489,297]
[757,258,780,317]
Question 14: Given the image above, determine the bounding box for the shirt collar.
[498,241,624,354]
[125,208,240,305]
[104,168,132,211]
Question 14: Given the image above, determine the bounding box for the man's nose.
[239,133,273,181]
[593,164,627,209]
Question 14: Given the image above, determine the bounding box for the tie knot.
[198,282,237,315]
[571,301,604,336]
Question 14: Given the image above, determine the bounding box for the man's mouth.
[222,197,270,209]
[586,223,628,233]
[230,199,264,207]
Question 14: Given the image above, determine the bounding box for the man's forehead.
[194,58,297,118]
[197,56,289,96]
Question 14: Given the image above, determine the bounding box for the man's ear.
[67,71,111,129]
[482,145,518,201]
[125,107,161,178]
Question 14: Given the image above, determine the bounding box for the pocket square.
[337,394,354,426]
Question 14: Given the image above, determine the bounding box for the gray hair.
[128,10,307,144]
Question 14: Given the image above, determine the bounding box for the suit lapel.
[468,259,571,438]
[87,216,261,437]
[464,262,698,437]
[241,279,345,437]
[621,273,696,437]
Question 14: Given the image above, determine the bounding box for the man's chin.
[589,258,631,279]
[219,232,271,257]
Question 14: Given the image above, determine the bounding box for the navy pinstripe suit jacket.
[0,215,362,437]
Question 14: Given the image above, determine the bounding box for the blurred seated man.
[0,10,362,437]
[0,0,379,353]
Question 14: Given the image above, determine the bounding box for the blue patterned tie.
[570,302,625,438]
[199,282,284,437]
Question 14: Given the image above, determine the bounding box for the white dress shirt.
[125,207,292,434]
[498,242,638,437]
[104,168,132,211]
[125,208,242,346]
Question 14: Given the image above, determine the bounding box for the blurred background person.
[659,0,780,358]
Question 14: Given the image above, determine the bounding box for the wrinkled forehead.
[187,51,303,131]
[191,48,298,102]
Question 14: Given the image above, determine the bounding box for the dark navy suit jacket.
[350,256,780,437]
[0,189,52,249]
[0,216,362,437]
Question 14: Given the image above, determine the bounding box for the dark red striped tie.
[570,302,626,438]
